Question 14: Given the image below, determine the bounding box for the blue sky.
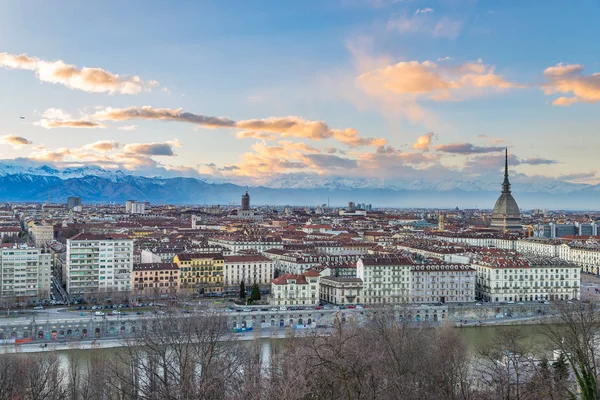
[0,0,599,186]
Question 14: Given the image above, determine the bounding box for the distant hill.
[0,164,598,209]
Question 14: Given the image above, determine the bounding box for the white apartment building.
[270,270,320,307]
[66,233,134,295]
[560,244,600,274]
[356,256,413,305]
[125,200,146,214]
[208,237,283,254]
[0,245,51,300]
[29,224,54,248]
[474,255,580,302]
[410,264,476,304]
[515,238,561,258]
[223,255,274,287]
[320,277,363,305]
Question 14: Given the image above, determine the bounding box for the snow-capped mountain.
[0,163,596,208]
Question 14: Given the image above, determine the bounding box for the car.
[517,302,524,305]
[279,306,288,311]
[136,311,144,315]
[347,305,355,309]
[270,307,278,312]
[507,301,515,304]
[242,308,251,312]
[355,305,364,310]
[95,311,105,316]
[91,306,98,310]
[475,303,482,306]
[34,305,44,310]
[315,306,323,310]
[543,301,550,305]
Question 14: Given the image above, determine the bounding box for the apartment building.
[270,270,320,307]
[29,224,54,248]
[223,255,273,288]
[410,264,476,304]
[0,245,51,301]
[66,233,133,295]
[356,255,413,305]
[173,252,224,294]
[132,263,179,297]
[208,236,283,254]
[320,277,363,305]
[474,255,580,302]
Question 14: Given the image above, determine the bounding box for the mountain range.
[0,163,597,209]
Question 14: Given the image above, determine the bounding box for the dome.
[490,149,521,230]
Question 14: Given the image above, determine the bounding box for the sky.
[0,0,599,188]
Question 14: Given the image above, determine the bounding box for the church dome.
[491,149,521,230]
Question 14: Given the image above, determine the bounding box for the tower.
[438,211,445,231]
[241,191,250,211]
[491,148,522,230]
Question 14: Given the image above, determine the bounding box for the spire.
[502,147,511,194]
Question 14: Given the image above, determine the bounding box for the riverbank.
[0,313,560,355]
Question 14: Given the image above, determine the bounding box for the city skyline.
[1,0,599,190]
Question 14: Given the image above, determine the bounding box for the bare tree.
[546,301,600,399]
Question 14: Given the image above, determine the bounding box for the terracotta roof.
[176,252,224,261]
[133,263,179,271]
[224,255,271,263]
[69,232,131,241]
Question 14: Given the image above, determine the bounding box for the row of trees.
[0,301,599,399]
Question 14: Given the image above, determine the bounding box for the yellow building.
[173,252,224,294]
[132,263,180,297]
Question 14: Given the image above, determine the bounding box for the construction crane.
[523,224,534,237]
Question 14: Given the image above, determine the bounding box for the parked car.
[95,311,105,316]
[34,305,43,310]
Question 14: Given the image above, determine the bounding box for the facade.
[491,149,522,231]
[319,276,363,305]
[29,224,54,248]
[208,237,283,254]
[241,191,250,210]
[66,233,134,295]
[270,270,320,307]
[410,264,476,304]
[125,200,146,214]
[474,256,580,302]
[132,263,179,297]
[173,253,224,294]
[356,256,412,305]
[67,197,82,210]
[223,255,273,288]
[0,245,52,301]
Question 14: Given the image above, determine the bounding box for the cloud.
[412,132,434,151]
[305,154,359,169]
[476,134,489,138]
[542,63,600,106]
[123,140,182,156]
[490,138,504,144]
[85,140,119,152]
[1,135,33,148]
[357,59,521,104]
[118,125,137,131]
[520,157,557,165]
[38,108,106,129]
[90,106,236,128]
[387,13,462,39]
[415,8,433,15]
[432,17,463,39]
[558,171,597,181]
[0,52,158,94]
[434,142,505,154]
[40,106,385,148]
